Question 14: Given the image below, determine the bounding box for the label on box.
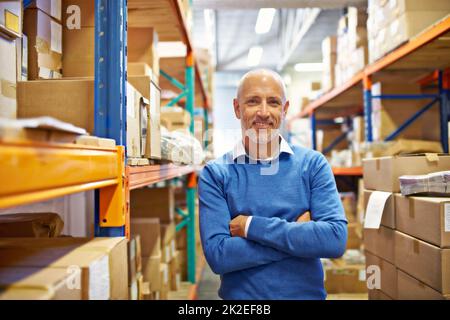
[445,204,450,232]
[38,66,52,79]
[5,10,19,33]
[88,255,110,300]
[364,191,391,229]
[126,84,136,118]
[51,0,62,21]
[50,21,62,54]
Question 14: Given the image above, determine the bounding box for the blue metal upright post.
[186,51,197,283]
[311,111,317,150]
[94,0,127,237]
[438,70,449,153]
[363,75,373,142]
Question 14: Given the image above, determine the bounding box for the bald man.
[198,69,347,300]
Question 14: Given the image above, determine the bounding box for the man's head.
[233,69,289,142]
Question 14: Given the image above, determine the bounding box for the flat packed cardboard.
[0,267,82,300]
[0,247,110,300]
[0,212,64,237]
[363,154,450,192]
[161,107,191,132]
[130,218,161,257]
[160,222,176,246]
[169,250,180,291]
[142,254,161,291]
[131,187,174,223]
[397,269,449,300]
[365,251,397,299]
[29,0,62,21]
[23,9,62,79]
[0,37,17,119]
[395,195,450,248]
[395,231,450,294]
[364,190,396,229]
[366,139,443,158]
[363,226,395,264]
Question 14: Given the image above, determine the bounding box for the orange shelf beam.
[332,167,363,176]
[127,164,196,190]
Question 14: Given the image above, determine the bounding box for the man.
[198,69,347,300]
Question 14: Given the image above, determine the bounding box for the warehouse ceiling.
[192,1,366,72]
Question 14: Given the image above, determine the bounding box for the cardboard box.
[0,237,128,300]
[363,190,396,229]
[395,195,450,248]
[0,266,82,300]
[364,226,396,264]
[159,263,169,300]
[128,27,159,78]
[127,237,137,284]
[365,251,397,299]
[0,212,64,237]
[0,36,17,119]
[135,234,142,273]
[368,289,394,300]
[126,82,148,158]
[142,254,161,292]
[0,287,54,300]
[365,139,443,158]
[0,0,22,38]
[324,263,367,294]
[62,26,94,77]
[161,107,191,132]
[0,247,110,300]
[23,9,62,79]
[128,75,161,159]
[395,231,450,294]
[63,0,94,28]
[130,187,174,223]
[178,248,187,281]
[128,62,152,77]
[397,269,450,300]
[29,0,62,21]
[169,251,180,291]
[347,222,362,249]
[130,218,161,257]
[363,154,450,193]
[317,129,348,153]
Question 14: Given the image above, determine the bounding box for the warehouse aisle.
[196,264,221,300]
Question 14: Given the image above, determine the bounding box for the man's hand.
[297,211,311,223]
[229,215,249,238]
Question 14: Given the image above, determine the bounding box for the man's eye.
[247,99,258,104]
[269,100,281,106]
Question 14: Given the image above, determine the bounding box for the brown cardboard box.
[365,251,397,299]
[366,139,443,158]
[178,248,188,281]
[128,27,159,78]
[0,237,128,300]
[395,231,450,294]
[62,26,94,77]
[128,62,152,77]
[63,0,94,28]
[23,9,62,79]
[397,269,450,300]
[347,223,362,249]
[0,36,17,119]
[368,289,394,300]
[142,254,161,292]
[0,247,110,300]
[135,235,142,273]
[130,218,161,257]
[0,287,54,300]
[0,212,64,237]
[29,0,62,21]
[363,190,396,229]
[395,195,450,248]
[324,263,367,294]
[0,266,82,300]
[169,251,180,291]
[131,187,174,223]
[126,82,146,158]
[317,129,348,153]
[363,154,450,193]
[161,107,191,132]
[159,263,169,300]
[160,222,176,263]
[363,226,395,264]
[127,237,137,284]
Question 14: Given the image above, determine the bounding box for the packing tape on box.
[409,199,415,219]
[376,159,381,171]
[0,79,16,99]
[425,153,439,163]
[413,239,420,254]
[445,204,450,233]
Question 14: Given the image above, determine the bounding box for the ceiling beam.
[193,0,367,9]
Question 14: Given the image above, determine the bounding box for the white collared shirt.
[231,135,294,237]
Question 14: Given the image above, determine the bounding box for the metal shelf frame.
[295,16,450,158]
[94,0,206,283]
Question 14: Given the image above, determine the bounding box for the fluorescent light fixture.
[294,63,323,72]
[255,8,276,34]
[158,41,187,58]
[247,46,263,67]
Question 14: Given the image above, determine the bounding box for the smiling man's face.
[233,70,289,143]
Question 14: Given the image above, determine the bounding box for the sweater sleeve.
[199,163,290,275]
[246,153,348,259]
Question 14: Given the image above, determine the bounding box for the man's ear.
[283,100,290,116]
[233,98,241,119]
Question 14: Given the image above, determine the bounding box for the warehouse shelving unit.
[94,0,210,285]
[292,16,450,156]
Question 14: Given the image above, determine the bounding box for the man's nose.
[256,101,270,118]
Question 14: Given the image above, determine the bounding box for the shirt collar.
[232,135,294,161]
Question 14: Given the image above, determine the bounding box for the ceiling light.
[247,46,263,67]
[294,63,323,72]
[255,8,276,34]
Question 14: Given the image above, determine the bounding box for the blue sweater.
[198,145,348,300]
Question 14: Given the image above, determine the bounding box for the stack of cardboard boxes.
[367,0,450,63]
[321,36,337,92]
[363,154,450,299]
[334,7,368,87]
[130,186,183,299]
